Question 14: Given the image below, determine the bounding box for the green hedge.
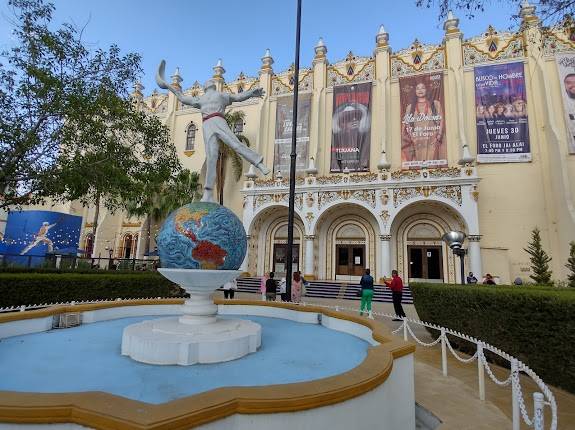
[410,283,575,393]
[0,267,152,275]
[0,273,186,308]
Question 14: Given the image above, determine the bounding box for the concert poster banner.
[400,72,447,169]
[330,82,372,172]
[274,93,311,175]
[555,53,575,154]
[475,62,531,163]
[2,210,82,266]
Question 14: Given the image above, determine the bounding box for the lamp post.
[442,231,467,285]
[285,0,302,302]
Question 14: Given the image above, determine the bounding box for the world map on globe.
[157,202,247,270]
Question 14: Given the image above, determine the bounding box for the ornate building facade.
[12,3,574,284]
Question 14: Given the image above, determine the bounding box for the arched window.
[233,119,244,134]
[84,233,94,257]
[186,123,196,151]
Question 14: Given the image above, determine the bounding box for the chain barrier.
[301,300,557,430]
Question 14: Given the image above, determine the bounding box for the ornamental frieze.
[272,68,313,96]
[318,189,376,209]
[463,37,524,66]
[253,177,305,188]
[253,193,303,209]
[542,32,575,56]
[393,185,462,207]
[327,61,375,87]
[391,170,420,180]
[429,167,461,178]
[390,46,445,78]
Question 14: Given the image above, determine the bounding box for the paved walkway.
[222,292,575,429]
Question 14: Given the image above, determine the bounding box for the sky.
[0,0,519,94]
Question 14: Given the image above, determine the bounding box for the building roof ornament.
[443,10,460,33]
[314,37,328,61]
[376,25,389,47]
[261,48,274,74]
[170,67,183,90]
[213,59,225,81]
[520,0,536,19]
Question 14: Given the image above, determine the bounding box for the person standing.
[359,268,374,319]
[385,270,406,321]
[260,273,269,301]
[223,278,237,299]
[279,277,287,301]
[265,272,277,302]
[291,272,303,304]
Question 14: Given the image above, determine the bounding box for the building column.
[304,235,315,279]
[467,235,482,279]
[379,234,391,282]
[240,235,250,275]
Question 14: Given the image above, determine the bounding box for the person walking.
[291,272,303,304]
[260,273,269,301]
[265,272,277,302]
[385,270,406,321]
[279,277,287,301]
[222,278,237,299]
[359,268,375,319]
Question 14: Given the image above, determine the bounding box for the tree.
[0,0,180,211]
[216,111,250,205]
[415,0,575,24]
[566,241,575,287]
[126,169,201,256]
[524,227,553,284]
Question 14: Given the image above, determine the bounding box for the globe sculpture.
[156,202,247,270]
[122,59,268,366]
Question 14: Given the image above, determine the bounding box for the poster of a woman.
[400,73,447,169]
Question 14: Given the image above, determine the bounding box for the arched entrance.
[315,203,379,281]
[390,201,467,284]
[247,206,305,277]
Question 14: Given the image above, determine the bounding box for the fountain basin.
[0,299,415,430]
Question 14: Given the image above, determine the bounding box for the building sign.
[330,82,372,172]
[2,210,82,266]
[400,72,447,169]
[274,93,311,175]
[474,62,531,163]
[555,53,575,155]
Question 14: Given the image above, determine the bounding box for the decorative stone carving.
[468,235,481,242]
[393,185,462,207]
[463,35,524,66]
[542,31,575,57]
[390,41,445,78]
[380,190,389,206]
[379,211,390,229]
[379,234,392,241]
[429,167,461,178]
[306,193,314,207]
[318,189,376,209]
[305,212,314,228]
[471,185,479,202]
[327,60,375,86]
[391,170,420,180]
[271,66,313,96]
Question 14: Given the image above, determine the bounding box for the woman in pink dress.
[260,273,269,301]
[291,272,303,303]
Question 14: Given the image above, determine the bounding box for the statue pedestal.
[121,269,261,365]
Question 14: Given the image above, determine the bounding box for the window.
[84,233,94,257]
[122,234,133,259]
[186,123,196,151]
[233,119,244,134]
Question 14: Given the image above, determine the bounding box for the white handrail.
[300,301,558,430]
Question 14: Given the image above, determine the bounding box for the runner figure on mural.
[401,80,445,165]
[20,221,57,255]
[156,60,270,202]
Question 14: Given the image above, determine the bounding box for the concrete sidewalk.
[222,292,575,429]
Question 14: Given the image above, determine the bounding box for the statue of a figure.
[156,60,271,202]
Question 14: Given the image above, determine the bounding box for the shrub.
[0,273,186,308]
[410,283,575,393]
[524,227,553,285]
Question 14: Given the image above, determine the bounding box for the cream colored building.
[12,4,575,284]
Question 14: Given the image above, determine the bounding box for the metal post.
[460,251,466,285]
[511,358,520,430]
[533,392,544,430]
[477,343,485,401]
[403,320,408,342]
[441,328,448,377]
[285,0,302,302]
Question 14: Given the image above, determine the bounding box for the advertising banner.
[2,210,82,266]
[400,72,447,169]
[330,82,372,172]
[555,53,575,154]
[475,62,531,163]
[274,93,311,175]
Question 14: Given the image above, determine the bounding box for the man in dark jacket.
[265,272,277,301]
[385,270,406,320]
[359,268,374,319]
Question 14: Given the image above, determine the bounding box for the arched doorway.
[84,233,94,257]
[315,203,379,281]
[390,201,467,283]
[120,233,134,259]
[247,206,305,277]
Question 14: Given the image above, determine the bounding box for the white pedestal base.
[121,317,261,365]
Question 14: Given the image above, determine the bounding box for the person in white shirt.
[222,279,237,299]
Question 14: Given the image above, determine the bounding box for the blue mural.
[1,211,82,266]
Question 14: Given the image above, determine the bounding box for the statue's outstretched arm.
[155,60,201,108]
[229,87,265,103]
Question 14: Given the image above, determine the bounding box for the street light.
[442,231,466,285]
